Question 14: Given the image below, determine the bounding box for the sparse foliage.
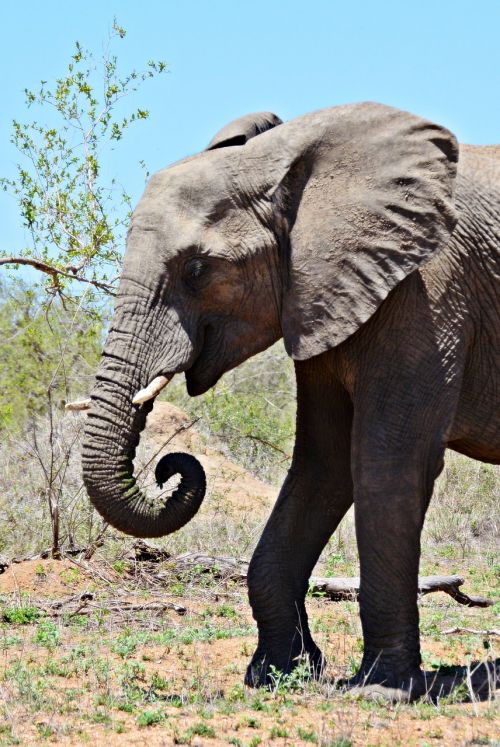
[0,281,103,432]
[0,408,105,557]
[0,20,166,303]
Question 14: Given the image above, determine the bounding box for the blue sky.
[2,0,500,257]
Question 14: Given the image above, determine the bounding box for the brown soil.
[0,557,100,597]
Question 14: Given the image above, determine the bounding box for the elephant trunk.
[82,325,206,538]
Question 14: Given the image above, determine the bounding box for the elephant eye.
[184,256,210,290]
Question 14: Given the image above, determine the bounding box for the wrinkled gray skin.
[82,103,500,700]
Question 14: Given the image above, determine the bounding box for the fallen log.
[442,627,500,636]
[1,542,494,610]
[416,575,493,608]
[310,575,493,607]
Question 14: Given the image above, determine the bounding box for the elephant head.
[82,102,458,537]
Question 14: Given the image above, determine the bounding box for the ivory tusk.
[132,374,172,405]
[65,398,91,412]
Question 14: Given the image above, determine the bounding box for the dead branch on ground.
[28,592,187,622]
[442,627,499,636]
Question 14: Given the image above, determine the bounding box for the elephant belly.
[448,372,500,464]
[449,437,500,464]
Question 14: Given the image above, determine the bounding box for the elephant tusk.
[65,398,91,411]
[132,374,172,405]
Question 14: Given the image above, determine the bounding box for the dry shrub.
[424,450,499,560]
[0,409,104,559]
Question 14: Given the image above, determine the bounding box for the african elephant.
[81,102,500,699]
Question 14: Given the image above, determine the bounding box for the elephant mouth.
[184,323,225,396]
[133,363,217,402]
[185,362,221,396]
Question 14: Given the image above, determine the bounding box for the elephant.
[81,102,500,700]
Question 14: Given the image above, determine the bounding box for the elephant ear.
[272,103,459,360]
[207,111,282,150]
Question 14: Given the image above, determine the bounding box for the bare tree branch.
[0,256,116,294]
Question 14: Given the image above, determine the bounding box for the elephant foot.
[245,643,325,689]
[339,650,426,703]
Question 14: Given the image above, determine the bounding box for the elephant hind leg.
[350,398,457,697]
[245,357,353,687]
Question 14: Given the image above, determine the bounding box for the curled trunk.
[82,357,206,538]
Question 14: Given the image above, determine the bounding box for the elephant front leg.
[245,472,351,686]
[245,363,353,687]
